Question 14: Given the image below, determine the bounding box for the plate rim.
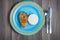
[10,1,45,35]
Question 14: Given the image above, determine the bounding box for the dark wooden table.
[0,0,60,40]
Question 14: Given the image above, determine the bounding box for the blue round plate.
[10,1,45,36]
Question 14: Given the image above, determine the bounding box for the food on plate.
[19,12,28,27]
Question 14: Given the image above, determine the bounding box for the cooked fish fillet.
[19,12,28,27]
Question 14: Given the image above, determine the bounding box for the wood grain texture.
[2,0,12,40]
[56,0,60,40]
[0,0,59,40]
[0,0,5,40]
[42,0,50,40]
[50,0,57,40]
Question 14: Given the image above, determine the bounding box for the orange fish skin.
[19,12,28,27]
